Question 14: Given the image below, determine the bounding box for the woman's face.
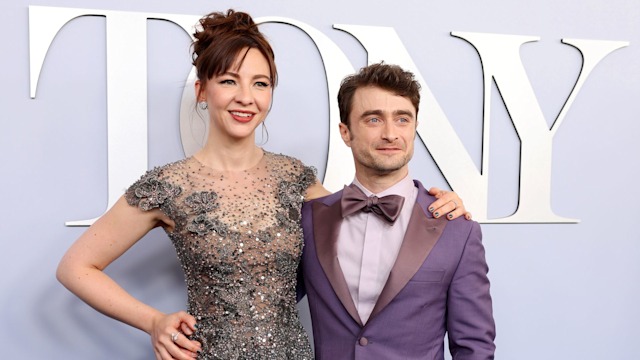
[196,48,273,142]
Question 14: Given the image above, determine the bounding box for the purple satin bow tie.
[341,184,405,224]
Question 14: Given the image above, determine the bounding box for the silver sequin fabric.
[125,151,315,359]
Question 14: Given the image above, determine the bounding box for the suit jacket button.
[359,337,369,346]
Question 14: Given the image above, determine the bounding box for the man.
[300,63,495,359]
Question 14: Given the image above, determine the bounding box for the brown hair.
[338,62,421,127]
[192,9,277,92]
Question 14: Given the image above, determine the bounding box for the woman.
[56,9,467,360]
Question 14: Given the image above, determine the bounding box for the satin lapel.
[368,198,448,321]
[312,197,363,326]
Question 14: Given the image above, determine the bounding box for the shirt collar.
[352,174,414,199]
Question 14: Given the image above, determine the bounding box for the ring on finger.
[171,333,179,342]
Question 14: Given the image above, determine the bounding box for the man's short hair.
[337,62,421,126]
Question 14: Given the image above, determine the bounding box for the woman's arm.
[304,180,331,201]
[56,196,201,360]
[304,181,470,221]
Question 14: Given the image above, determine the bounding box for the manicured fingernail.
[448,214,453,219]
[434,212,440,218]
[428,207,434,212]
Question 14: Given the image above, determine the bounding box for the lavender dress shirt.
[337,175,418,323]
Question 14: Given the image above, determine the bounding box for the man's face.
[340,86,417,178]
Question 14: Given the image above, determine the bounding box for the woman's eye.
[255,81,270,88]
[220,79,235,85]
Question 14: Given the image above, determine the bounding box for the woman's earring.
[198,101,208,110]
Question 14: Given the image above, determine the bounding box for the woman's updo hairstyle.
[192,9,277,89]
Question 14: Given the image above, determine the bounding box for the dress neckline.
[191,149,267,173]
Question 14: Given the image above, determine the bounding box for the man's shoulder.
[301,190,342,229]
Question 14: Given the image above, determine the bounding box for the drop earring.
[198,101,208,110]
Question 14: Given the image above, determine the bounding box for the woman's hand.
[150,311,201,360]
[427,187,472,220]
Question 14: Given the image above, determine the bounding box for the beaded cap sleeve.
[125,151,315,359]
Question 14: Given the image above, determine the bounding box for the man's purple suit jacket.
[300,180,495,360]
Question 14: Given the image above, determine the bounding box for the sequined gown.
[125,151,315,359]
